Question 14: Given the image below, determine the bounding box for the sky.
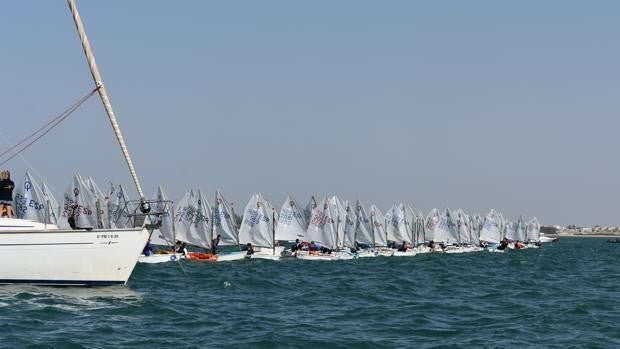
[1,1,619,227]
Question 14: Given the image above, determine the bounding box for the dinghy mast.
[67,0,149,212]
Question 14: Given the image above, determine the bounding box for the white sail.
[213,190,239,246]
[425,208,458,244]
[455,209,471,245]
[173,189,213,249]
[85,176,110,229]
[504,220,517,241]
[329,196,347,249]
[58,173,99,229]
[354,201,374,245]
[479,209,502,244]
[342,200,357,248]
[469,214,481,245]
[386,203,412,244]
[526,217,540,242]
[14,171,47,223]
[107,183,134,229]
[304,196,317,229]
[369,204,387,247]
[306,197,337,248]
[149,185,175,246]
[275,195,306,241]
[41,181,60,225]
[505,217,526,242]
[194,189,213,249]
[514,217,526,242]
[238,194,275,248]
[497,211,506,240]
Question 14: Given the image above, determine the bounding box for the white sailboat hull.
[138,253,184,264]
[296,250,356,260]
[392,249,417,257]
[215,251,248,262]
[250,246,285,261]
[0,218,149,285]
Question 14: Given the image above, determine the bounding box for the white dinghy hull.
[0,218,149,285]
[215,251,248,262]
[250,246,285,261]
[138,253,183,264]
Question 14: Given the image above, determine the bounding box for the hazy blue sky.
[1,1,619,226]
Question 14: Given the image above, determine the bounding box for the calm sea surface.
[0,238,618,348]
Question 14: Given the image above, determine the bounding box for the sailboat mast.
[272,210,276,256]
[67,0,147,208]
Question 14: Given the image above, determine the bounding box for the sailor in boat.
[397,241,408,252]
[243,242,254,255]
[308,241,318,255]
[0,170,15,218]
[143,239,154,256]
[291,238,302,251]
[497,238,509,251]
[212,234,221,255]
[428,240,435,250]
[319,245,333,254]
[175,241,188,257]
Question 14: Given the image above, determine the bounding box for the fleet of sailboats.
[0,1,553,287]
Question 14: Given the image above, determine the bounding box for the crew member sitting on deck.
[0,170,15,218]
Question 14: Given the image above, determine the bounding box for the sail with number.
[14,171,48,223]
[425,208,458,244]
[329,196,347,248]
[174,189,213,249]
[306,197,337,248]
[213,190,239,246]
[238,193,276,248]
[386,203,412,244]
[107,183,134,229]
[369,204,387,247]
[354,201,374,245]
[341,200,356,248]
[58,173,99,229]
[275,195,306,242]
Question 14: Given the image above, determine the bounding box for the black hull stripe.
[0,279,125,286]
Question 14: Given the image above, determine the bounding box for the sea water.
[0,238,618,348]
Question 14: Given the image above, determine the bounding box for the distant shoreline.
[555,233,620,238]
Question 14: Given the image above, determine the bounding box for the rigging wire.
[0,129,62,198]
[0,87,99,167]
